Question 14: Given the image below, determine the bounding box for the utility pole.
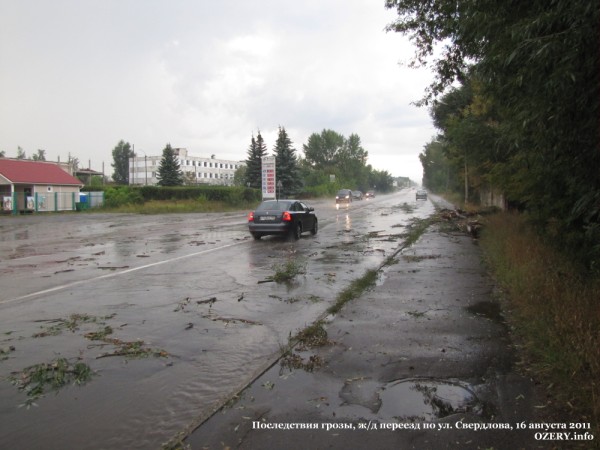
[464,152,469,203]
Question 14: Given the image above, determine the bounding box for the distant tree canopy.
[244,131,267,189]
[387,0,600,267]
[233,165,247,187]
[156,143,184,186]
[301,129,390,193]
[32,149,46,161]
[111,140,134,185]
[239,127,395,198]
[303,129,345,171]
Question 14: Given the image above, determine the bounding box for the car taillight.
[248,212,254,222]
[282,211,292,222]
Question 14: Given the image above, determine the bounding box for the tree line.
[0,147,81,168]
[243,127,394,198]
[111,127,395,195]
[111,141,184,186]
[386,0,599,269]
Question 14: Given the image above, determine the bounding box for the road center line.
[1,241,247,306]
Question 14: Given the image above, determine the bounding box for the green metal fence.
[2,191,104,215]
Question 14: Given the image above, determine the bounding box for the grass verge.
[99,198,257,214]
[327,269,379,315]
[479,212,599,435]
[402,217,434,247]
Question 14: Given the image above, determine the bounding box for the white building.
[129,148,245,186]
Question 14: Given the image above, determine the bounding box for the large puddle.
[378,378,490,420]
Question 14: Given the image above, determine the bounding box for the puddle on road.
[466,301,504,324]
[375,268,387,286]
[378,378,488,420]
[340,378,382,413]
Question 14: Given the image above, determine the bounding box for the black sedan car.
[248,199,318,240]
[335,189,353,204]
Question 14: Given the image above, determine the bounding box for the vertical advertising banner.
[261,156,276,200]
[3,196,13,211]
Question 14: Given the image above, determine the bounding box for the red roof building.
[0,158,83,213]
[0,159,82,185]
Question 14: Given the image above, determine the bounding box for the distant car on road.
[416,189,428,200]
[352,190,363,200]
[248,199,318,240]
[335,189,353,204]
[365,191,375,199]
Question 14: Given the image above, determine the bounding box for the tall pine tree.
[274,126,302,198]
[244,131,267,189]
[156,143,184,186]
[111,140,134,185]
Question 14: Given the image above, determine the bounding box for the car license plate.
[260,216,276,221]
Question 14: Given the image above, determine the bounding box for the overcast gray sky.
[0,0,436,182]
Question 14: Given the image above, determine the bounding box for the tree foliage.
[233,165,247,187]
[368,168,394,192]
[274,126,302,198]
[391,0,600,267]
[244,131,267,189]
[111,140,134,185]
[32,149,46,161]
[156,143,184,187]
[303,129,345,171]
[302,129,379,192]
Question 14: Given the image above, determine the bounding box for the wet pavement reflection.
[0,190,433,449]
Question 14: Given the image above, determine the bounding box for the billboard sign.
[261,156,276,200]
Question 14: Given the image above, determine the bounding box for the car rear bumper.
[248,223,290,235]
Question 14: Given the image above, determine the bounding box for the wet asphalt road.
[185,196,543,450]
[0,190,432,449]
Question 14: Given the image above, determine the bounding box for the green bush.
[103,187,144,208]
[300,182,340,198]
[137,185,260,204]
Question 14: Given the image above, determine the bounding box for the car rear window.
[256,201,292,211]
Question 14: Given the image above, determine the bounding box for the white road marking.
[1,241,246,305]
